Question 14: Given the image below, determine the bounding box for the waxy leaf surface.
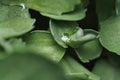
[1,0,81,15]
[100,16,120,55]
[24,30,66,62]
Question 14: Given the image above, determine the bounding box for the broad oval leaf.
[1,0,81,15]
[0,4,35,39]
[60,57,100,80]
[99,16,120,55]
[26,0,80,15]
[0,53,66,80]
[23,30,66,62]
[75,29,102,63]
[93,55,120,80]
[41,5,86,21]
[50,20,79,48]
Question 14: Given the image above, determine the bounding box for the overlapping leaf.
[41,5,86,21]
[1,0,82,15]
[23,30,66,62]
[0,4,35,39]
[0,54,66,80]
[41,0,89,21]
[26,0,80,15]
[75,29,102,63]
[60,57,100,80]
[99,16,120,55]
[50,20,79,48]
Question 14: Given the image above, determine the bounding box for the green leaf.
[26,0,80,15]
[0,0,26,5]
[75,29,102,63]
[0,3,30,22]
[68,29,97,48]
[60,57,100,80]
[0,18,35,39]
[41,5,86,21]
[96,0,116,22]
[99,16,120,55]
[93,55,120,80]
[0,4,35,39]
[1,0,81,15]
[0,53,66,80]
[50,20,79,48]
[0,38,27,59]
[23,30,66,62]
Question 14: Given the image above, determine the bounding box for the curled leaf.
[50,20,79,48]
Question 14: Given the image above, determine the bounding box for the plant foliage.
[0,0,120,80]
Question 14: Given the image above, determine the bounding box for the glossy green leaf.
[0,54,66,80]
[75,29,102,63]
[23,30,66,62]
[50,20,79,48]
[0,4,35,39]
[60,57,100,80]
[96,0,116,22]
[41,5,86,21]
[1,0,81,15]
[99,16,120,55]
[26,0,80,15]
[93,55,120,80]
